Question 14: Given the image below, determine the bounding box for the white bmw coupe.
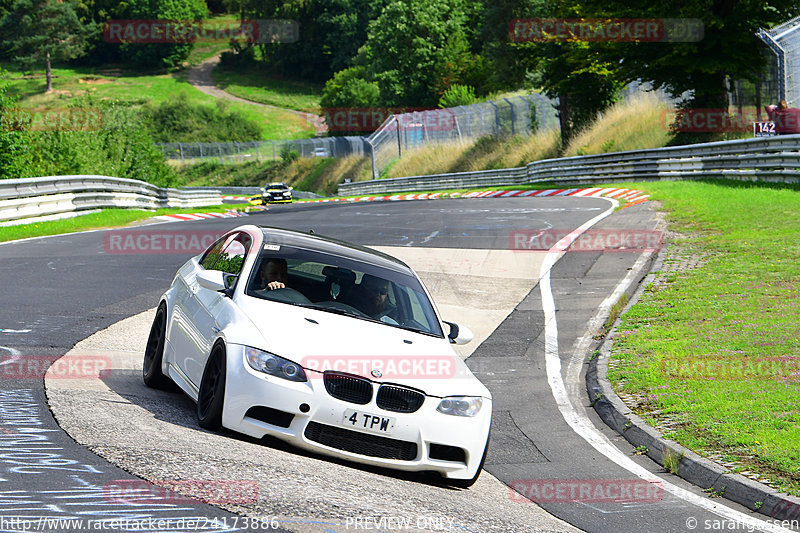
[143,225,492,486]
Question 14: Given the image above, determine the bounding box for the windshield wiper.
[300,304,366,319]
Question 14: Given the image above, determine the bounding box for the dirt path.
[186,54,327,135]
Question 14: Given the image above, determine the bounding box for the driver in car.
[257,258,289,290]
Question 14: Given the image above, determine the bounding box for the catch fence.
[757,16,800,108]
[365,93,559,179]
[157,137,367,164]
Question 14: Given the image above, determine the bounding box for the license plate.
[342,409,395,434]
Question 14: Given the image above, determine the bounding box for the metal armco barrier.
[0,175,223,224]
[338,134,800,195]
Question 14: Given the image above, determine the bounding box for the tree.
[357,0,479,107]
[503,0,624,144]
[582,0,800,120]
[224,0,390,82]
[0,0,93,92]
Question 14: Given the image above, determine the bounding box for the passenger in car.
[257,258,289,290]
[349,274,391,317]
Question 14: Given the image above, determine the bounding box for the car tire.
[142,304,172,389]
[197,344,226,430]
[448,431,490,488]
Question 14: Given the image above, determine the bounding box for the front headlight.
[436,396,483,417]
[245,347,307,382]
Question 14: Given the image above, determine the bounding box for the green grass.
[3,65,316,141]
[184,14,244,67]
[0,205,244,243]
[608,179,800,496]
[212,66,322,112]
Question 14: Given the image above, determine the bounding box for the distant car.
[313,147,329,157]
[143,225,492,487]
[262,182,293,204]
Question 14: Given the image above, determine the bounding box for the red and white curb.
[155,188,649,223]
[304,187,649,207]
[154,210,248,222]
[222,195,252,201]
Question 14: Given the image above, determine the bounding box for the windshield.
[245,246,443,337]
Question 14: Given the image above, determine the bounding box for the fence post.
[488,101,500,134]
[198,143,203,162]
[522,95,535,133]
[504,98,515,135]
[254,142,260,161]
[218,143,223,163]
[235,141,241,162]
[368,138,379,180]
[396,116,402,158]
[272,141,276,160]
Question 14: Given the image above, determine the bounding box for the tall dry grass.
[384,129,561,179]
[563,92,672,156]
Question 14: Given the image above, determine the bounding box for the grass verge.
[608,179,800,496]
[0,205,243,244]
[212,65,322,112]
[175,155,371,196]
[3,65,315,141]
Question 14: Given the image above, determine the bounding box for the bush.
[438,84,476,108]
[320,67,380,109]
[24,98,176,187]
[280,144,299,163]
[0,73,28,179]
[219,42,256,68]
[144,93,262,142]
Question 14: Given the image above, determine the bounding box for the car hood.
[232,297,490,398]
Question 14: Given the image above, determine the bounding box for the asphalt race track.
[0,197,793,533]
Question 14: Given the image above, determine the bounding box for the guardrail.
[180,186,323,199]
[0,175,223,224]
[338,134,800,195]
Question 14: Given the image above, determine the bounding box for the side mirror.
[443,321,473,345]
[197,270,236,295]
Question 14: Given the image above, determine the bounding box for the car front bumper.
[222,344,491,481]
[263,193,292,203]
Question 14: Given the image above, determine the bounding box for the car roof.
[257,226,414,275]
[266,182,288,187]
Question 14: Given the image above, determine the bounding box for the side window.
[215,233,252,277]
[200,235,230,270]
